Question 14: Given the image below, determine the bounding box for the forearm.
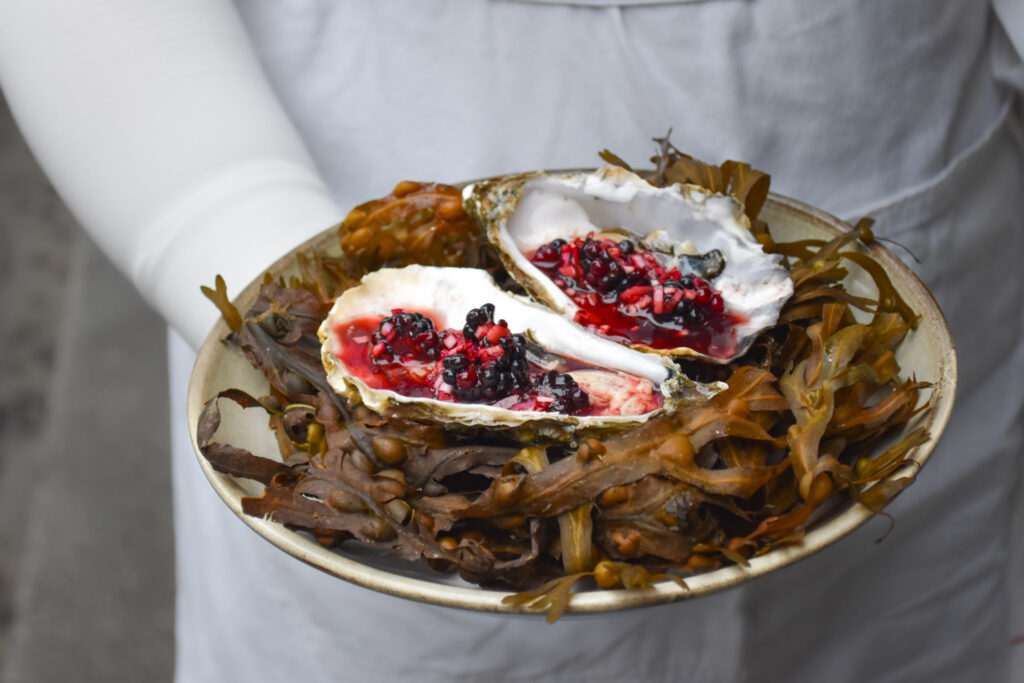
[0,0,342,347]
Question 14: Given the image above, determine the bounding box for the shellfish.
[318,266,717,438]
[463,165,793,362]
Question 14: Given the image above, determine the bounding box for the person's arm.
[0,0,343,348]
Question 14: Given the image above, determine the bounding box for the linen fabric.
[3,0,1022,680]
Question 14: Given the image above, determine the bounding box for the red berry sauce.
[528,235,745,359]
[331,305,659,417]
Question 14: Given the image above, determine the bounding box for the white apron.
[169,2,1024,680]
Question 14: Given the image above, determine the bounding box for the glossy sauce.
[334,317,439,397]
[570,298,745,359]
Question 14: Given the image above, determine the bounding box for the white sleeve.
[0,0,344,348]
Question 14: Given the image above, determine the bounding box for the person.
[1,1,1022,680]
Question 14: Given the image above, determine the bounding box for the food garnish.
[462,162,793,363]
[528,234,736,356]
[335,304,593,415]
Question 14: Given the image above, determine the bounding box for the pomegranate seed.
[653,285,665,314]
[710,294,724,313]
[456,368,477,389]
[694,289,710,305]
[620,285,652,303]
[486,323,509,344]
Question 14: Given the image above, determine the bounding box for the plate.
[186,187,956,615]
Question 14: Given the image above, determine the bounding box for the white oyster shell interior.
[464,165,794,362]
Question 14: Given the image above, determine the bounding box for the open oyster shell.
[462,165,793,362]
[318,265,719,439]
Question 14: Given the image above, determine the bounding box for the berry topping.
[369,310,440,363]
[537,370,589,415]
[527,234,741,357]
[353,304,592,415]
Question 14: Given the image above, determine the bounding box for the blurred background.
[0,97,173,680]
[0,89,1022,681]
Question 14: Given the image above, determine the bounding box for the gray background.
[0,94,1021,681]
[0,97,173,681]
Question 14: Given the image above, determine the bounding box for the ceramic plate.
[186,186,956,615]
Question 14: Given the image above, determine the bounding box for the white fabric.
[0,0,344,346]
[3,0,1023,681]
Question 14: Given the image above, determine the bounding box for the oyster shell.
[463,165,793,362]
[318,266,716,438]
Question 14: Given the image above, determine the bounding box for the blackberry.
[662,277,683,290]
[479,366,515,400]
[550,387,589,414]
[442,353,469,371]
[620,269,643,291]
[371,311,440,362]
[597,273,619,293]
[441,353,469,385]
[463,303,496,341]
[676,301,708,325]
[498,333,527,353]
[536,370,590,414]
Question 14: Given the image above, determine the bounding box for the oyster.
[318,266,715,437]
[463,165,793,362]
